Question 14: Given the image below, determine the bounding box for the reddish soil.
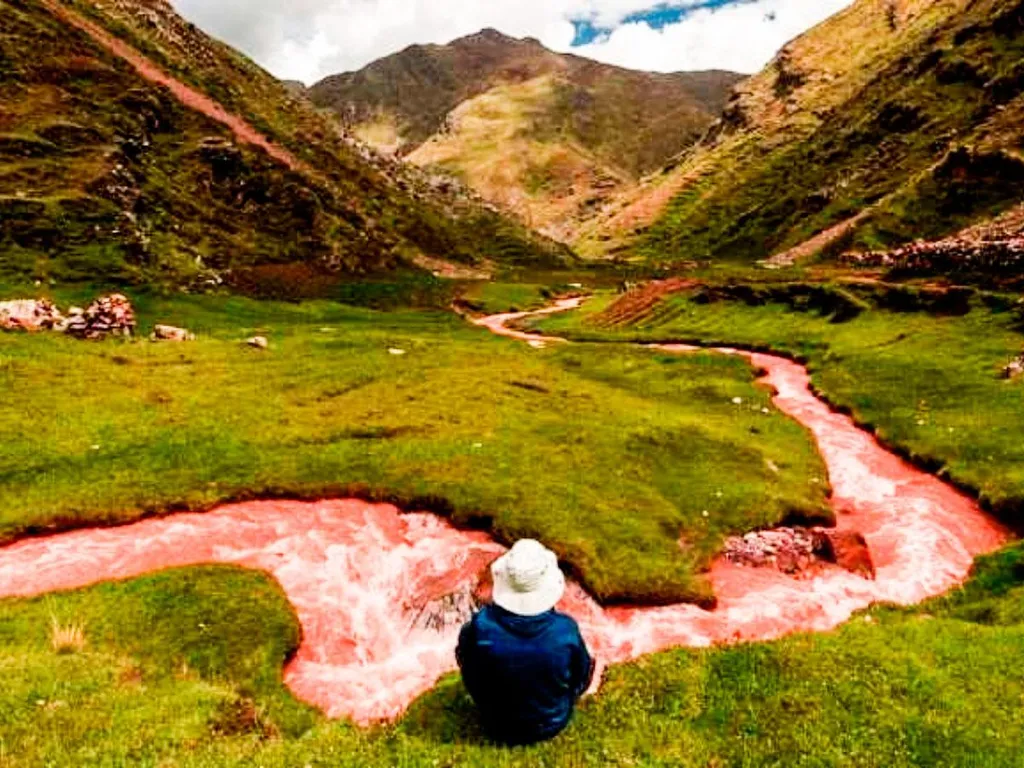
[0,304,1011,724]
[595,278,698,326]
[40,0,302,171]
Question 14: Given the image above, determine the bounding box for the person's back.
[457,540,594,745]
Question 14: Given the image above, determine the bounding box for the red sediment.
[40,0,302,172]
[0,306,1011,724]
[594,279,699,327]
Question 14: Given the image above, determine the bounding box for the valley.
[1,0,1024,764]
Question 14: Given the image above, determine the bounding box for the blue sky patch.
[571,0,757,46]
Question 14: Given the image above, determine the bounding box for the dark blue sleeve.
[568,623,594,699]
[456,618,484,699]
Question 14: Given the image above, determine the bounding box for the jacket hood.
[487,604,558,638]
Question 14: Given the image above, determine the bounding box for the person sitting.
[456,539,594,745]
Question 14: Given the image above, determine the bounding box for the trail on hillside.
[40,0,302,171]
[0,302,1011,724]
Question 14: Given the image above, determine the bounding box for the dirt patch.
[39,0,301,172]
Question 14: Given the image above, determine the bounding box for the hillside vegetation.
[310,30,741,242]
[0,0,569,292]
[583,0,1024,266]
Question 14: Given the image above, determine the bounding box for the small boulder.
[151,324,195,342]
[0,299,63,331]
[246,336,269,350]
[1002,356,1024,380]
[813,530,876,579]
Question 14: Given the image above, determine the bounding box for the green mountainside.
[309,30,741,241]
[0,0,570,292]
[585,0,1024,266]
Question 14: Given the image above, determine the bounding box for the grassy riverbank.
[532,285,1024,527]
[2,542,1023,766]
[0,288,827,605]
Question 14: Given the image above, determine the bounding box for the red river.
[0,302,1011,723]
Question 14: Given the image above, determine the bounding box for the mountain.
[0,1,570,294]
[309,30,742,242]
[582,0,1024,266]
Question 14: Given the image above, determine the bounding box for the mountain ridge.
[582,0,1024,269]
[309,31,742,242]
[0,0,570,293]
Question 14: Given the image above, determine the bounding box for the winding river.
[0,302,1010,724]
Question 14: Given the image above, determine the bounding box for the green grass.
[0,288,827,605]
[3,543,1024,766]
[459,282,554,314]
[533,285,1024,525]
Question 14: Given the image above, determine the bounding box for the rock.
[388,348,406,356]
[151,324,195,342]
[1002,356,1024,380]
[0,299,63,331]
[408,587,479,633]
[64,294,136,339]
[724,526,819,574]
[246,336,269,350]
[724,526,875,579]
[813,530,876,579]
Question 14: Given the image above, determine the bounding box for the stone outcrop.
[843,203,1024,277]
[724,526,875,579]
[0,300,64,331]
[64,294,136,339]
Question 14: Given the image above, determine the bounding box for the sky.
[170,0,854,85]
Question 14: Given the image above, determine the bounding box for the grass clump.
[49,613,86,655]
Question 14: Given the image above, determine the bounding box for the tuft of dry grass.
[49,614,86,654]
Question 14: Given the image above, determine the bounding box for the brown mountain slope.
[309,30,741,241]
[0,0,569,291]
[583,0,1024,267]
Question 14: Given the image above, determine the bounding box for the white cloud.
[169,0,854,84]
[573,0,854,73]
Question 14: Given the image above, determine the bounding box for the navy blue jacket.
[456,604,594,745]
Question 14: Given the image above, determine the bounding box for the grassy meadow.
[532,284,1024,527]
[3,543,1024,766]
[1,280,1023,765]
[0,287,828,605]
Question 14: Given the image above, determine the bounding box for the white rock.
[246,336,269,350]
[388,348,407,356]
[151,324,195,342]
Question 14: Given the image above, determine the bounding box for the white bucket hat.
[491,539,566,616]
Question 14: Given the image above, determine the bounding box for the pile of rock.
[724,527,822,574]
[842,204,1024,276]
[843,236,1024,275]
[63,294,136,339]
[0,299,64,331]
[724,526,875,579]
